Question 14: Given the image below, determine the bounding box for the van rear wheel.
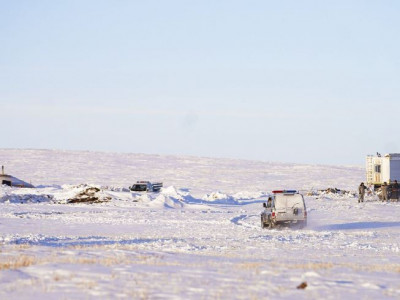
[265,216,274,229]
[299,220,307,229]
[261,215,275,229]
[261,217,273,229]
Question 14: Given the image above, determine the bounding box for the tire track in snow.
[230,214,260,229]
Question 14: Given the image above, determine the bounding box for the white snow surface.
[0,149,399,299]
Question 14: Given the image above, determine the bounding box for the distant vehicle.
[261,190,307,229]
[129,181,163,192]
[366,153,400,188]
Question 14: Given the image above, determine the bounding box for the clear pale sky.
[1,1,399,165]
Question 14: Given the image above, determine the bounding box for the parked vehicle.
[129,181,163,192]
[261,190,307,229]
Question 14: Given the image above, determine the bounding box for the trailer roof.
[385,153,400,157]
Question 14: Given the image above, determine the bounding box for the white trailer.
[366,153,400,186]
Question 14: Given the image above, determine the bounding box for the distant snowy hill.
[0,149,363,195]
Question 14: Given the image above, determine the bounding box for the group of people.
[358,180,399,203]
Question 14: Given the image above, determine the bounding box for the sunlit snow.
[0,149,399,299]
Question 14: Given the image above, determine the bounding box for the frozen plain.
[0,149,399,299]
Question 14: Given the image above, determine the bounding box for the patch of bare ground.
[68,187,111,203]
[286,262,400,273]
[0,255,36,270]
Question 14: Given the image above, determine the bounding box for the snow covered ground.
[0,149,399,299]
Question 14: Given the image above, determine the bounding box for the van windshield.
[131,184,147,191]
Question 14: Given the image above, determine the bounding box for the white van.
[261,190,307,229]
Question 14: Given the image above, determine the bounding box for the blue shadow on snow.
[315,221,400,231]
[12,236,184,248]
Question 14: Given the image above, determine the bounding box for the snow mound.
[160,186,199,203]
[1,184,264,207]
[101,186,130,192]
[0,186,55,203]
[0,193,54,204]
[314,191,358,201]
[146,186,188,208]
[128,186,191,208]
[135,193,152,203]
[311,188,357,198]
[48,184,112,204]
[232,191,266,200]
[148,194,185,209]
[202,191,238,204]
[160,186,184,199]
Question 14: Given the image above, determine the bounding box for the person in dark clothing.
[391,180,399,202]
[358,182,366,203]
[266,197,272,208]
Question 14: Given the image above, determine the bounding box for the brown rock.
[297,282,307,289]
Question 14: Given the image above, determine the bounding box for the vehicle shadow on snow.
[315,221,400,231]
[184,199,266,205]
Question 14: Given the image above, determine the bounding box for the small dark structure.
[0,166,34,188]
